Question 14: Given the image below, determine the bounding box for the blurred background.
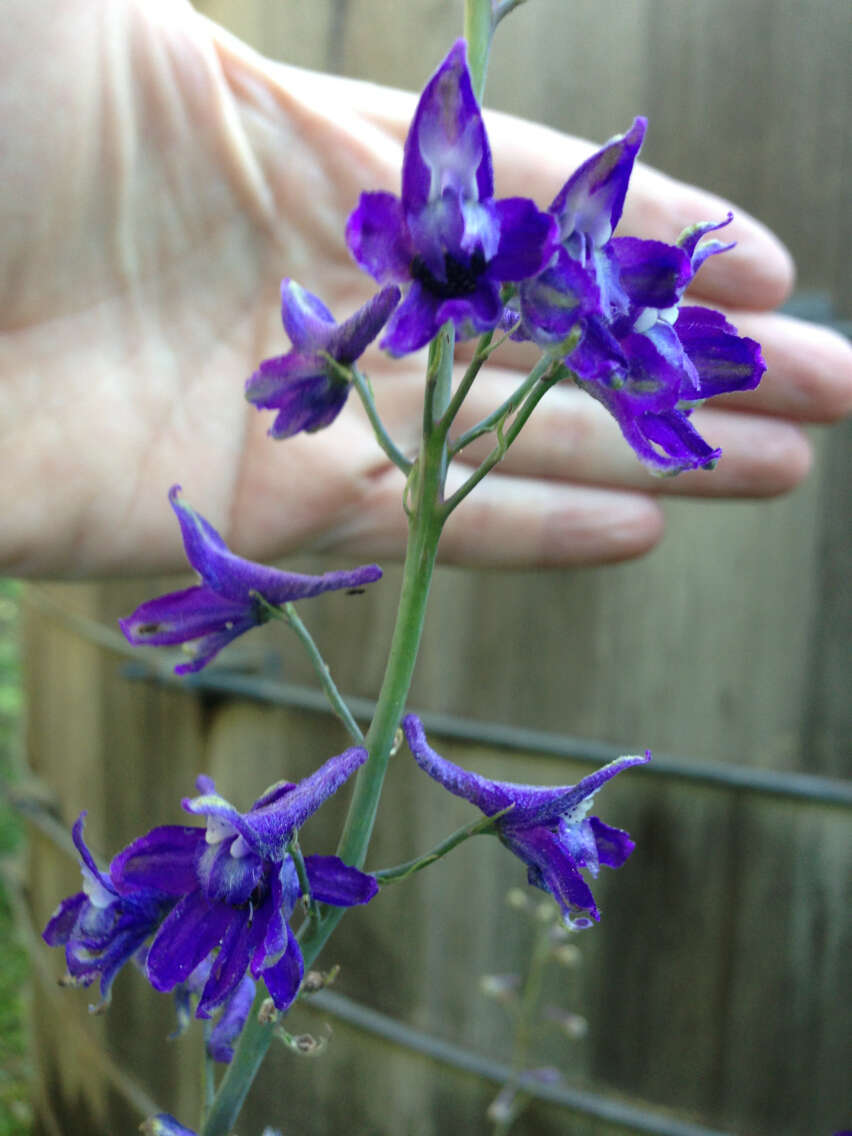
[5,1,850,1134]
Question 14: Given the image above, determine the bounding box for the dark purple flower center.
[411,249,487,300]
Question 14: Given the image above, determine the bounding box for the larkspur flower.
[42,815,172,1009]
[111,750,377,1016]
[517,120,765,473]
[141,1119,282,1136]
[245,279,400,438]
[346,39,558,354]
[140,1117,196,1136]
[119,485,382,673]
[403,715,649,929]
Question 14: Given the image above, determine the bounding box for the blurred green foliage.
[0,580,32,1135]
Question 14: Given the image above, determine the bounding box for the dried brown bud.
[257,998,278,1024]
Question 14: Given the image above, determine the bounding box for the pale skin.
[1,0,850,578]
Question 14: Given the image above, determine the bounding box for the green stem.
[201,1022,216,1128]
[464,0,493,102]
[288,833,319,922]
[443,360,562,516]
[202,330,454,1136]
[373,805,512,884]
[201,996,272,1136]
[255,596,364,746]
[349,365,413,474]
[490,912,553,1135]
[450,353,553,457]
[438,330,493,437]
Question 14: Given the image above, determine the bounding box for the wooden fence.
[25,2,850,1134]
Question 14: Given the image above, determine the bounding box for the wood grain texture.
[26,2,850,1134]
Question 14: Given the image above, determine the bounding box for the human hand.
[2,0,849,576]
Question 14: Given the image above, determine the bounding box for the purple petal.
[346,192,414,283]
[303,855,379,907]
[557,816,601,876]
[278,279,335,350]
[402,40,493,215]
[406,715,649,828]
[172,624,252,675]
[69,814,115,898]
[502,753,651,830]
[240,748,368,859]
[519,248,599,345]
[140,1114,197,1136]
[197,908,260,1017]
[119,586,250,649]
[256,561,384,608]
[325,285,402,364]
[675,306,765,398]
[182,791,247,835]
[146,892,234,992]
[589,817,636,869]
[207,974,255,1062]
[609,238,692,312]
[250,780,297,812]
[550,117,646,246]
[43,892,86,946]
[256,869,288,969]
[380,282,443,355]
[247,368,350,440]
[635,408,721,472]
[577,330,684,422]
[487,198,559,282]
[110,826,203,897]
[261,921,304,1012]
[196,840,264,906]
[504,826,600,927]
[435,282,503,342]
[677,213,734,269]
[403,715,520,815]
[158,487,384,608]
[245,350,328,405]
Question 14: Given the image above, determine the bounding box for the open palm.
[2,0,850,577]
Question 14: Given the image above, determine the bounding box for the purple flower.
[346,40,558,354]
[42,815,172,1009]
[141,1120,282,1136]
[403,715,649,929]
[119,485,382,673]
[245,279,400,438]
[518,121,766,473]
[111,750,378,1017]
[140,1118,197,1136]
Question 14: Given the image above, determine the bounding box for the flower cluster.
[120,485,382,673]
[44,750,377,1025]
[514,128,765,472]
[245,39,763,474]
[403,715,649,929]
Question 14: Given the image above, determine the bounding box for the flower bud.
[505,887,529,911]
[478,973,519,1004]
[257,998,278,1024]
[552,943,582,968]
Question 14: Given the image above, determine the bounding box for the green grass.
[0,580,32,1136]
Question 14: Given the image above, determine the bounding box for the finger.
[708,310,852,423]
[312,460,665,569]
[451,372,812,499]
